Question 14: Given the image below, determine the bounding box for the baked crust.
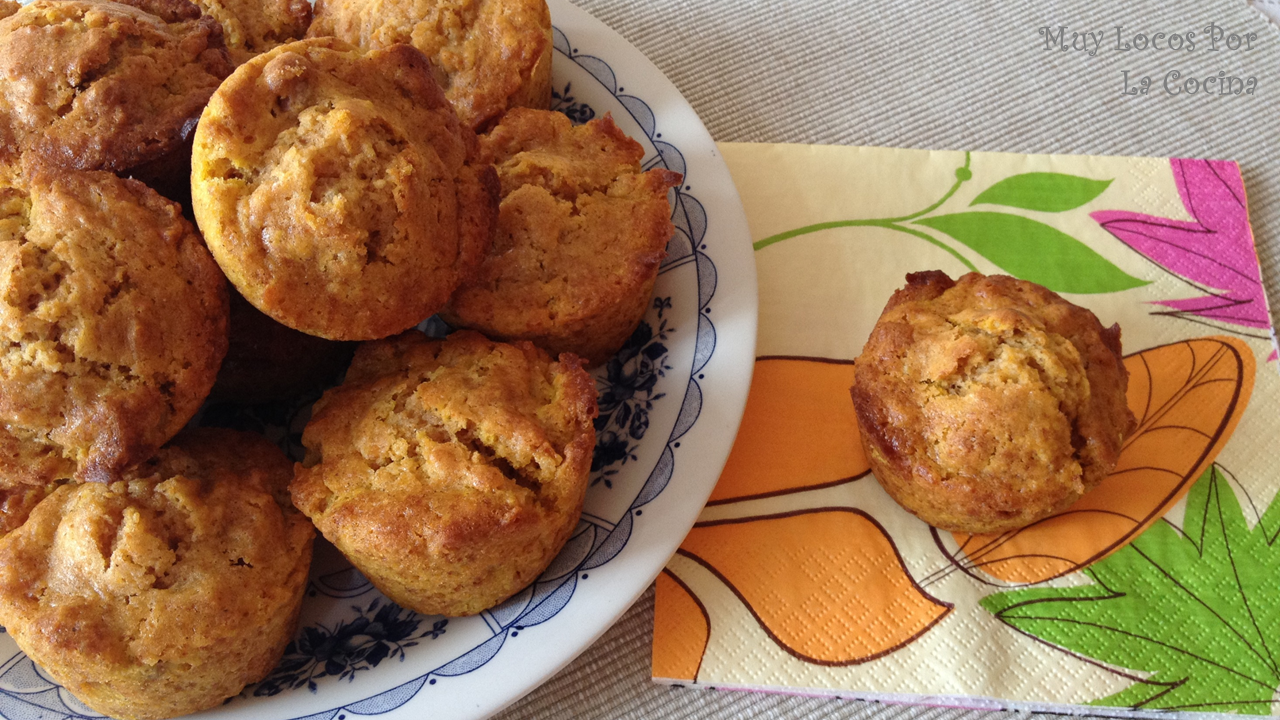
[0,170,228,485]
[192,38,497,340]
[291,330,597,616]
[0,482,59,541]
[190,0,312,64]
[0,429,315,720]
[444,109,681,365]
[0,0,232,180]
[851,271,1134,533]
[308,0,551,130]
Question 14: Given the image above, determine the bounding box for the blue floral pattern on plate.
[550,82,596,124]
[255,600,449,696]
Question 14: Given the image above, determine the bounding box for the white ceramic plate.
[0,2,757,719]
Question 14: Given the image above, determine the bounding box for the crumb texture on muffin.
[444,109,681,365]
[0,171,228,485]
[0,0,232,178]
[852,271,1135,534]
[291,330,597,616]
[308,0,551,129]
[0,429,315,720]
[192,38,496,340]
[0,481,58,541]
[190,0,312,64]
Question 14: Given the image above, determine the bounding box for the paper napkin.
[652,142,1280,716]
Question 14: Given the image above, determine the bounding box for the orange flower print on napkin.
[708,357,868,505]
[654,357,947,682]
[652,571,711,682]
[681,510,950,664]
[944,336,1255,585]
[655,509,951,681]
[656,336,1257,683]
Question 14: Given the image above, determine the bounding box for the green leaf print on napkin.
[915,212,1147,294]
[982,465,1280,714]
[753,156,1150,295]
[970,172,1113,212]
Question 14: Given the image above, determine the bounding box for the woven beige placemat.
[497,0,1280,717]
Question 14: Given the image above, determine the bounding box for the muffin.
[192,37,498,341]
[291,330,597,616]
[851,271,1134,534]
[0,0,17,20]
[443,109,682,365]
[190,0,312,64]
[0,482,59,541]
[0,0,233,181]
[208,290,355,404]
[308,0,551,130]
[0,170,228,485]
[0,429,314,720]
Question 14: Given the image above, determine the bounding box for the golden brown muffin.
[192,37,497,341]
[0,482,59,541]
[308,0,551,130]
[0,0,18,20]
[851,271,1134,534]
[190,0,312,64]
[208,290,355,404]
[291,330,597,616]
[0,0,233,181]
[0,170,228,485]
[443,109,682,365]
[0,428,314,720]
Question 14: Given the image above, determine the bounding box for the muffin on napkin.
[852,271,1134,533]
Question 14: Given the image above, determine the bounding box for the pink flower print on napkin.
[1091,160,1273,354]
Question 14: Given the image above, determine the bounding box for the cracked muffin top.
[191,37,497,340]
[189,0,312,64]
[852,271,1134,533]
[0,170,228,486]
[0,0,233,180]
[0,428,314,720]
[291,329,596,616]
[443,109,681,365]
[308,0,551,130]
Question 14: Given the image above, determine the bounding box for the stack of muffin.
[0,0,681,717]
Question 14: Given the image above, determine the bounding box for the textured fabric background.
[497,1,1280,717]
